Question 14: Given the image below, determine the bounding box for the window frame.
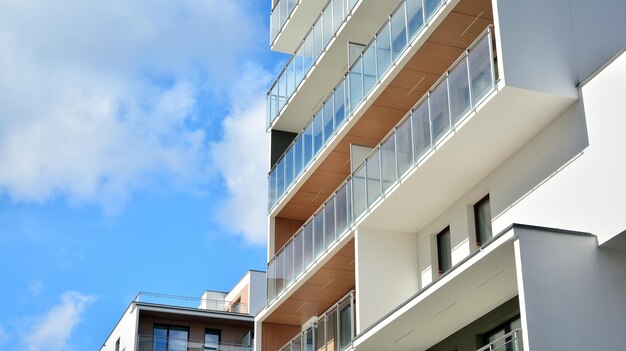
[153,324,190,351]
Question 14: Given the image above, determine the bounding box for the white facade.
[259,0,626,350]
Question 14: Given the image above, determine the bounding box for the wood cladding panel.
[274,218,306,254]
[262,322,301,351]
[276,0,494,230]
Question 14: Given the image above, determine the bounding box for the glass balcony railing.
[476,329,523,351]
[270,0,297,45]
[137,335,252,351]
[268,0,451,212]
[135,292,248,314]
[267,0,359,129]
[279,291,355,351]
[267,27,496,304]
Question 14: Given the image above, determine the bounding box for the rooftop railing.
[267,27,496,304]
[267,0,451,212]
[476,329,523,351]
[137,335,252,351]
[134,292,248,314]
[279,291,355,351]
[267,0,359,128]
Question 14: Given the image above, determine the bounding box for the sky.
[0,1,287,350]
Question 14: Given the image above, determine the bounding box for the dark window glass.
[205,329,220,351]
[153,325,188,351]
[474,195,492,246]
[436,227,452,274]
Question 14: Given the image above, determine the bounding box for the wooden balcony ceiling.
[277,0,494,222]
[265,238,355,326]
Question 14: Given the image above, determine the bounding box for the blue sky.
[0,1,286,350]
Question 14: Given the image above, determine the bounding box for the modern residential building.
[101,270,266,351]
[259,0,626,350]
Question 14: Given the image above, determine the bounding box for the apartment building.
[101,270,266,351]
[258,0,626,350]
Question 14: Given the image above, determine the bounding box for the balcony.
[137,335,252,351]
[267,0,359,129]
[268,0,460,213]
[267,28,496,305]
[135,292,248,314]
[278,291,355,351]
[477,329,522,351]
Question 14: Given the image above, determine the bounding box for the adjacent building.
[259,0,626,350]
[101,270,266,351]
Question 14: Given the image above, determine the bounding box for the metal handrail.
[136,334,252,351]
[134,292,248,314]
[476,329,522,351]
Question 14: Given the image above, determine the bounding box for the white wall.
[355,227,418,332]
[248,270,268,316]
[514,227,626,350]
[101,303,138,351]
[494,0,626,98]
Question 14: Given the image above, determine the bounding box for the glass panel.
[324,198,336,248]
[380,135,397,192]
[296,47,305,85]
[303,222,314,269]
[284,240,293,287]
[267,260,276,301]
[294,136,303,178]
[323,11,333,48]
[407,0,425,40]
[376,24,392,80]
[338,299,352,351]
[334,81,346,128]
[448,58,471,124]
[346,180,353,226]
[277,159,285,199]
[279,70,287,111]
[323,96,335,144]
[396,117,413,176]
[425,0,442,20]
[205,330,220,351]
[276,249,284,293]
[366,151,381,207]
[335,183,348,235]
[305,328,315,351]
[429,79,450,142]
[153,326,168,351]
[313,212,324,259]
[468,35,493,107]
[437,228,452,273]
[487,329,506,351]
[269,86,278,124]
[285,147,294,188]
[293,231,303,278]
[332,0,343,33]
[348,58,363,114]
[313,110,324,154]
[313,20,323,59]
[304,123,313,167]
[304,36,314,72]
[362,45,377,96]
[391,3,408,61]
[292,336,302,351]
[352,167,367,218]
[286,60,296,97]
[268,170,276,210]
[412,102,431,160]
[511,318,524,351]
[315,320,326,351]
[325,310,337,351]
[169,326,188,351]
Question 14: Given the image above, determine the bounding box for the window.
[204,329,221,351]
[153,325,189,351]
[474,195,492,247]
[115,338,120,351]
[482,316,523,351]
[436,227,452,274]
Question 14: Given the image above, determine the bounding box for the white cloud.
[23,291,96,351]
[210,63,271,244]
[0,0,263,209]
[0,325,8,345]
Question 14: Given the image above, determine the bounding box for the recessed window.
[437,227,452,274]
[154,324,189,351]
[474,195,492,247]
[204,329,221,351]
[115,338,120,351]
